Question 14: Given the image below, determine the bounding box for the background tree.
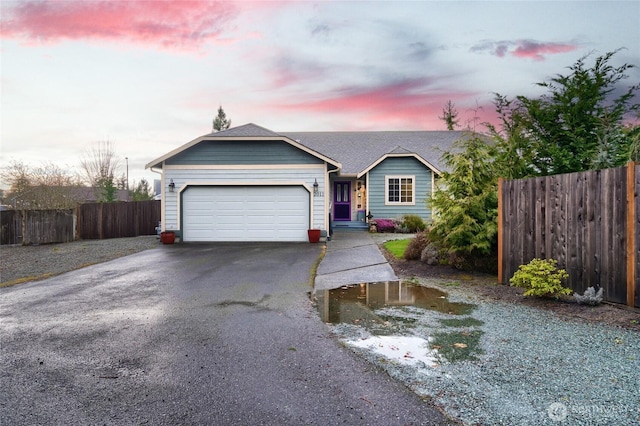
[484,94,537,180]
[115,174,128,190]
[130,179,153,201]
[1,160,83,209]
[428,49,638,268]
[80,141,122,202]
[439,100,460,131]
[624,121,640,162]
[514,50,639,175]
[212,105,231,132]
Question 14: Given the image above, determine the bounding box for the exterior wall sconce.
[168,179,175,192]
[313,178,319,195]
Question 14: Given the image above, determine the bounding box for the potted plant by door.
[307,229,321,243]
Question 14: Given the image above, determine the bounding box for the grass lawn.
[383,239,412,259]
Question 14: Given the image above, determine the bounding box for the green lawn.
[383,239,412,259]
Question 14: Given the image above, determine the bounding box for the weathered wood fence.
[0,200,160,245]
[498,162,639,308]
[0,209,75,245]
[76,201,160,240]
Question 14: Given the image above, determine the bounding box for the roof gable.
[166,140,324,166]
[146,123,341,170]
[357,151,441,178]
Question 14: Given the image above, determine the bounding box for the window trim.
[385,175,415,205]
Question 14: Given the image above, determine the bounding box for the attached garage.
[181,185,311,242]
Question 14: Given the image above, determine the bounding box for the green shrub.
[509,258,571,297]
[403,231,431,260]
[402,215,426,233]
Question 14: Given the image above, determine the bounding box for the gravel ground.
[328,276,640,426]
[0,236,160,286]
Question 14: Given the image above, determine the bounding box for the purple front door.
[333,181,351,221]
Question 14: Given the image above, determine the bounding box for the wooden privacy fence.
[498,162,639,308]
[0,200,160,245]
[0,209,75,245]
[76,201,160,239]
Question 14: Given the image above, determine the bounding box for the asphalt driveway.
[0,242,454,425]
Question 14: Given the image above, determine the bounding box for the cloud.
[471,39,578,61]
[271,78,478,130]
[268,54,331,89]
[1,0,239,49]
[512,40,577,60]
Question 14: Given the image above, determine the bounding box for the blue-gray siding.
[367,157,433,222]
[166,140,323,165]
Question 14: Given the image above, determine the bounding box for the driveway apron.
[0,242,453,425]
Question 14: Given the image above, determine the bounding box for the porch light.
[313,178,319,195]
[168,179,175,192]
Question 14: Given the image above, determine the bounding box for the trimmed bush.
[509,258,570,298]
[402,215,426,233]
[404,231,431,260]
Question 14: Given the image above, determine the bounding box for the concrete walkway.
[315,230,398,290]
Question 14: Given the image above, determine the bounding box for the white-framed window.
[385,175,415,205]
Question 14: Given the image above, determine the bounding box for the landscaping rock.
[420,243,439,265]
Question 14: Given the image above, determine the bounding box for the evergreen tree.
[429,132,499,255]
[515,50,639,175]
[213,105,231,132]
[130,179,153,201]
[439,100,460,130]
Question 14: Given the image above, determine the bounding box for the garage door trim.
[179,182,314,242]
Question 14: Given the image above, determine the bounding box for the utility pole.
[125,157,129,191]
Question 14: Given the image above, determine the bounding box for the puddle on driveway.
[315,281,474,324]
[315,281,482,364]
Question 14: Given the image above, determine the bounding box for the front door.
[333,181,351,221]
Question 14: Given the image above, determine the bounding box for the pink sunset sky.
[1,0,639,189]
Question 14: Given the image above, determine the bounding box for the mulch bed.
[385,254,640,333]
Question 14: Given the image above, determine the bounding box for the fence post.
[497,177,504,284]
[626,161,636,307]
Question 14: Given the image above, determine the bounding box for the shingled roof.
[206,123,281,138]
[147,123,464,174]
[281,130,464,175]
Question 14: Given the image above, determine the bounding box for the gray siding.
[166,140,323,165]
[368,157,433,222]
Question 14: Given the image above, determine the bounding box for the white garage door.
[182,185,310,242]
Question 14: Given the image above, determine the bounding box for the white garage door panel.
[182,186,309,242]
